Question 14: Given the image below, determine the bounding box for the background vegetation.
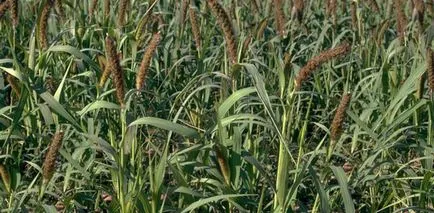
[0,0,433,212]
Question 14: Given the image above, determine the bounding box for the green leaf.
[330,166,355,213]
[38,91,80,129]
[129,117,199,138]
[181,194,255,213]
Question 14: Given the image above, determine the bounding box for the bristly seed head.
[8,0,18,27]
[39,0,54,49]
[136,32,161,91]
[330,93,351,142]
[207,0,238,64]
[427,48,434,92]
[295,43,351,90]
[105,35,125,107]
[117,0,129,27]
[273,0,286,37]
[189,6,201,49]
[42,131,64,185]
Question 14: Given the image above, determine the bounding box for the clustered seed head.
[104,0,110,17]
[0,164,10,193]
[241,35,252,60]
[6,74,20,98]
[207,0,238,64]
[395,0,407,43]
[292,0,304,23]
[412,0,424,27]
[39,0,54,49]
[189,7,201,49]
[0,1,9,18]
[8,0,18,27]
[350,1,357,30]
[179,0,189,29]
[273,0,285,37]
[42,131,64,185]
[117,0,129,27]
[136,32,161,91]
[330,93,351,141]
[367,0,379,12]
[295,43,351,90]
[89,0,98,17]
[105,35,125,106]
[427,48,434,92]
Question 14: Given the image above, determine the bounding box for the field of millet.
[0,0,433,212]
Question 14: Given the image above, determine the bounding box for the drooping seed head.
[207,0,238,64]
[42,131,64,185]
[295,43,351,90]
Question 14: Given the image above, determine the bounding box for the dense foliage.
[0,0,433,212]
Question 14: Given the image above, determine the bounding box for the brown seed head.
[0,164,10,193]
[351,1,357,30]
[330,93,351,141]
[104,0,110,17]
[273,0,285,37]
[42,131,64,185]
[189,7,201,49]
[395,0,407,42]
[207,0,238,64]
[0,1,9,18]
[39,1,53,49]
[292,0,304,22]
[214,144,230,185]
[105,36,125,106]
[412,0,424,27]
[89,0,99,17]
[6,74,20,98]
[427,48,434,92]
[8,0,18,27]
[136,32,161,91]
[117,0,129,27]
[295,43,351,90]
[179,0,189,30]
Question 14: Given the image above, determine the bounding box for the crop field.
[0,0,433,212]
